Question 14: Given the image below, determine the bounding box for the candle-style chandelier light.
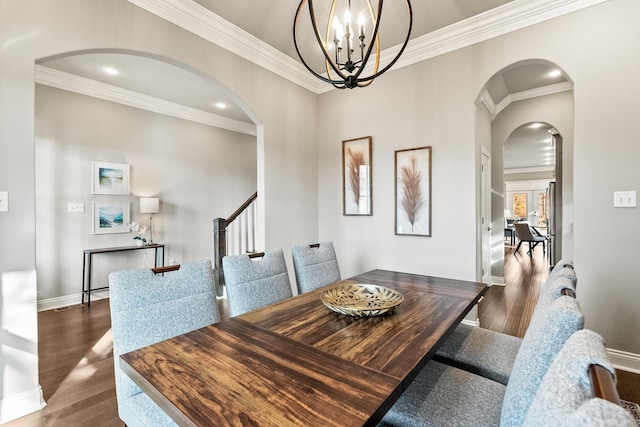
[294,0,413,89]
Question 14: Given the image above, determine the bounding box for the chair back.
[109,260,219,423]
[223,249,293,317]
[523,329,635,426]
[501,295,584,427]
[514,222,534,240]
[292,241,341,293]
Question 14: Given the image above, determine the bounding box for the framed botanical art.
[92,202,130,234]
[395,146,432,236]
[343,136,372,215]
[92,161,130,195]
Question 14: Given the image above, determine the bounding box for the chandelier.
[294,0,413,89]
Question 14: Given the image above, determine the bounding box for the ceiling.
[36,0,576,169]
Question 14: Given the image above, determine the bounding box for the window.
[513,193,527,219]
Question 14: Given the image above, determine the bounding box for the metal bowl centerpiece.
[321,283,404,317]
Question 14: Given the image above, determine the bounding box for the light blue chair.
[292,241,341,293]
[433,260,577,385]
[523,329,635,426]
[379,295,584,427]
[222,249,293,317]
[109,260,220,427]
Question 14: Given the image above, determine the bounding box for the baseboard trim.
[37,291,109,312]
[461,318,480,327]
[491,276,506,286]
[608,348,640,374]
[0,386,45,424]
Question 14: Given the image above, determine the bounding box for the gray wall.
[35,85,257,303]
[0,0,318,420]
[318,0,640,356]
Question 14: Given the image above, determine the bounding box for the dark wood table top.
[120,269,487,427]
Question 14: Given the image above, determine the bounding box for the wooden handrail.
[152,265,180,274]
[227,192,258,225]
[589,364,621,405]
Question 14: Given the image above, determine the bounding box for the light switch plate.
[0,191,7,212]
[614,191,637,208]
[67,202,85,213]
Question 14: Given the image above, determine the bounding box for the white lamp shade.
[140,197,159,214]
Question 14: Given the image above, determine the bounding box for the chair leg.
[515,240,523,254]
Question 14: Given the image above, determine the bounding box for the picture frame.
[342,136,372,216]
[395,146,432,236]
[92,161,130,195]
[92,202,130,234]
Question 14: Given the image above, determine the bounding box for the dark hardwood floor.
[5,247,639,426]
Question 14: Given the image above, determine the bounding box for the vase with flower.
[126,222,149,246]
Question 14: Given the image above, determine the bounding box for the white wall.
[35,85,257,304]
[0,0,318,421]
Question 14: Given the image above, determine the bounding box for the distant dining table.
[119,269,487,426]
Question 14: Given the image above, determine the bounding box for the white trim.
[461,318,480,327]
[37,291,109,312]
[505,178,553,191]
[491,276,506,286]
[127,0,608,94]
[35,65,257,136]
[492,82,573,118]
[505,166,556,175]
[608,348,640,374]
[0,386,45,424]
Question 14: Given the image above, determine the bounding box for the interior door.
[481,151,491,284]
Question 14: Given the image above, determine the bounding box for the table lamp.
[140,197,159,244]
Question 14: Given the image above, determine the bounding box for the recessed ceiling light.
[214,102,227,109]
[101,66,120,76]
[547,69,562,78]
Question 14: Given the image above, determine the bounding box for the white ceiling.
[35,0,579,167]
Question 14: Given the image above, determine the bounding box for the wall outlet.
[67,202,85,213]
[0,191,7,212]
[614,191,636,208]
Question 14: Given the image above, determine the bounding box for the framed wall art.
[395,146,432,236]
[92,202,130,234]
[342,136,372,216]
[92,161,130,195]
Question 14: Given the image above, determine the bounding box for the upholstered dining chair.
[222,249,293,317]
[523,329,635,426]
[434,259,577,385]
[291,241,341,294]
[379,295,584,427]
[109,260,220,427]
[514,222,547,256]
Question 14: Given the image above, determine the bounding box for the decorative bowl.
[320,283,404,317]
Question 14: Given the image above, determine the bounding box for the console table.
[82,244,165,306]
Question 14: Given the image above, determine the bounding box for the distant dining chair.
[292,241,341,294]
[222,249,293,317]
[109,260,220,427]
[514,222,547,256]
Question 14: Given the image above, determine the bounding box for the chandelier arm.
[293,0,347,85]
[350,0,384,80]
[307,0,348,80]
[357,0,413,84]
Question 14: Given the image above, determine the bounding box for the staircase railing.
[212,192,257,296]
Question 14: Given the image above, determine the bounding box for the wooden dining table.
[119,269,487,426]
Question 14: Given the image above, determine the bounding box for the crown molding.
[35,65,257,136]
[482,81,573,119]
[128,0,606,95]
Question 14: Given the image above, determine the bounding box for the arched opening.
[33,49,263,402]
[476,58,574,333]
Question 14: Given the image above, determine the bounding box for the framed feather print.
[395,146,431,236]
[343,136,373,216]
